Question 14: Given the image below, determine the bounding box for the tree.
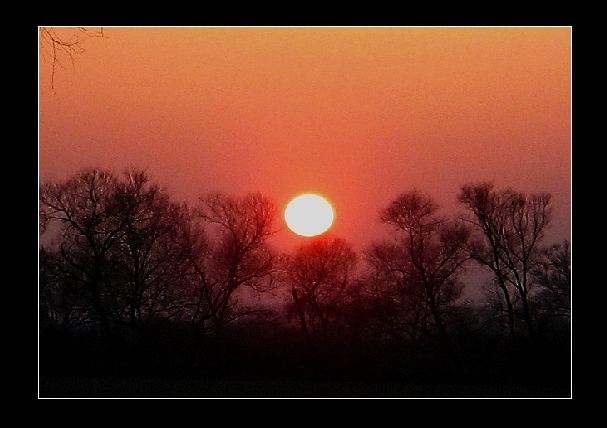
[40,27,105,90]
[533,240,571,321]
[459,182,552,340]
[40,247,87,328]
[191,192,278,336]
[39,168,196,330]
[373,190,471,353]
[286,235,357,343]
[365,242,431,345]
[40,169,124,332]
[105,169,195,326]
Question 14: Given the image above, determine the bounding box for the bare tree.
[365,242,431,345]
[286,235,357,343]
[39,27,105,90]
[374,190,471,352]
[191,192,278,336]
[40,169,124,331]
[39,168,198,331]
[106,169,195,326]
[459,183,552,339]
[533,240,571,320]
[40,247,88,328]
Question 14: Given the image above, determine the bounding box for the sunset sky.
[39,27,571,253]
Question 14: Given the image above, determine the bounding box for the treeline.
[39,168,570,385]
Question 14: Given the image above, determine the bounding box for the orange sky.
[39,27,571,252]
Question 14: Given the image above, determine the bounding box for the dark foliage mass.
[39,169,570,397]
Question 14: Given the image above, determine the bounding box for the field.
[39,377,570,398]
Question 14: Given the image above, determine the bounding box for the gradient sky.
[39,27,571,255]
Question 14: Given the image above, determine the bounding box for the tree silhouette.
[105,169,194,326]
[365,243,432,345]
[40,169,123,332]
[38,168,571,395]
[372,190,471,353]
[40,27,105,90]
[40,247,86,328]
[286,235,357,343]
[39,168,196,331]
[459,182,552,340]
[191,192,278,336]
[533,240,571,321]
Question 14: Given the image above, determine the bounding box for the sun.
[284,194,335,237]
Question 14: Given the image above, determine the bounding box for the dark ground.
[39,377,570,398]
[39,318,571,398]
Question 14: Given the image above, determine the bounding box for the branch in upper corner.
[40,27,105,91]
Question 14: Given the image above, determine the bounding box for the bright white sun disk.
[284,194,334,237]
